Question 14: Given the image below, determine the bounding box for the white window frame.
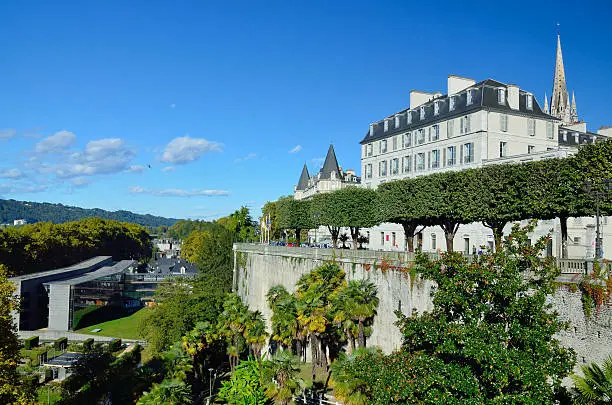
[379,160,387,176]
[546,122,554,139]
[464,142,474,163]
[391,158,399,175]
[417,129,425,145]
[404,132,411,147]
[366,163,372,179]
[466,89,473,105]
[460,115,470,134]
[447,146,456,166]
[403,155,411,173]
[381,139,387,153]
[434,101,440,116]
[431,149,440,168]
[384,119,389,132]
[370,124,375,136]
[392,136,398,151]
[526,94,533,110]
[416,153,425,171]
[420,106,426,120]
[528,145,535,154]
[499,141,507,157]
[449,96,455,111]
[432,124,439,141]
[498,88,506,104]
[500,114,508,132]
[367,143,373,156]
[528,119,535,136]
[394,115,400,128]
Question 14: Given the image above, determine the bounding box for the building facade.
[355,35,610,257]
[294,144,360,200]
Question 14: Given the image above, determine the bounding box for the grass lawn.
[297,362,332,389]
[74,307,151,340]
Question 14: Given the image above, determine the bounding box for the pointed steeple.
[550,34,571,123]
[296,163,310,190]
[543,92,549,114]
[319,144,341,180]
[570,91,578,122]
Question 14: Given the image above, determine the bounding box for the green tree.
[335,280,379,349]
[217,358,269,405]
[0,264,34,404]
[137,379,192,405]
[261,200,281,240]
[311,192,341,248]
[393,221,575,403]
[276,196,313,246]
[244,310,269,358]
[571,355,612,404]
[331,348,380,405]
[217,294,249,370]
[262,351,303,405]
[295,263,346,377]
[267,286,306,360]
[377,178,428,252]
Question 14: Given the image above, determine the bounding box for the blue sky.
[1,0,611,220]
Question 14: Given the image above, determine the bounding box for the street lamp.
[312,212,321,247]
[584,179,612,259]
[208,368,214,397]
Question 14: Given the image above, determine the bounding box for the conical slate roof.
[319,144,341,180]
[296,164,310,190]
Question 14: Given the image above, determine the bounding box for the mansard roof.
[360,79,558,145]
[319,144,341,180]
[296,164,310,190]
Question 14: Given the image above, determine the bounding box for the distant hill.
[0,199,179,227]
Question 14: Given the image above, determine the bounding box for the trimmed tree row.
[274,140,612,257]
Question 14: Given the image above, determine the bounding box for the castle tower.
[549,34,576,124]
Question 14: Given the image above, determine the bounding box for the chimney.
[410,90,434,109]
[507,84,519,110]
[448,75,475,95]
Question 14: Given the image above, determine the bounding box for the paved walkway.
[19,329,145,345]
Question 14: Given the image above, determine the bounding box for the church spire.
[570,91,578,122]
[550,33,572,124]
[543,92,549,114]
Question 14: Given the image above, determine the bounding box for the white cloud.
[70,177,91,187]
[160,136,222,165]
[125,165,146,173]
[35,130,76,153]
[0,129,17,141]
[0,169,23,179]
[0,181,48,194]
[162,166,175,173]
[128,186,230,197]
[289,145,302,154]
[52,138,135,178]
[234,153,258,164]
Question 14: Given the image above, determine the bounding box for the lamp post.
[208,368,214,397]
[312,212,320,247]
[584,179,612,259]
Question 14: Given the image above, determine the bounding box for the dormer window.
[384,120,389,132]
[406,111,412,124]
[420,106,426,120]
[370,124,375,136]
[449,96,455,111]
[498,88,506,104]
[433,101,440,116]
[526,94,533,110]
[466,89,473,105]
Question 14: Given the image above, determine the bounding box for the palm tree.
[137,379,192,405]
[218,293,249,370]
[344,280,379,348]
[262,351,303,405]
[330,348,378,405]
[339,233,350,249]
[267,286,305,358]
[244,310,268,358]
[295,263,346,378]
[572,355,612,404]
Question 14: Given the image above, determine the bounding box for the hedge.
[24,335,39,349]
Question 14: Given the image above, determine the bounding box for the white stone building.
[357,35,610,258]
[291,35,611,257]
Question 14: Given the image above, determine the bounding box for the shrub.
[54,337,68,350]
[83,338,94,352]
[24,336,39,349]
[108,338,122,352]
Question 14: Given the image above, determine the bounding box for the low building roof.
[9,256,112,282]
[45,260,136,286]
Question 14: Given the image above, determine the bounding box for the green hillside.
[0,198,179,227]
